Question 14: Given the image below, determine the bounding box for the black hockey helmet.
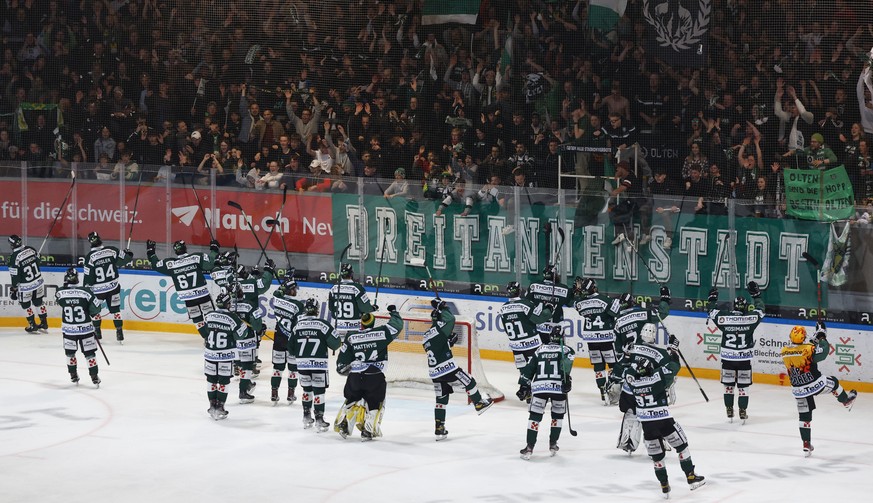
[87,231,102,247]
[340,262,353,279]
[576,276,597,295]
[215,287,232,309]
[8,234,22,249]
[733,296,748,312]
[250,265,261,277]
[173,240,187,255]
[431,308,441,321]
[543,264,558,282]
[280,277,298,295]
[215,251,235,267]
[547,323,564,344]
[619,292,635,308]
[506,281,521,297]
[235,264,249,280]
[304,298,318,316]
[63,267,79,286]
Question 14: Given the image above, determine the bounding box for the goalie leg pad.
[666,383,677,406]
[529,396,548,415]
[606,382,622,405]
[619,410,642,452]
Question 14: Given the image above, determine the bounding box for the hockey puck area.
[0,328,870,502]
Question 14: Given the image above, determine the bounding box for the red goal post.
[374,311,505,403]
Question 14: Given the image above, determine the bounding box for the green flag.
[784,166,855,221]
[589,0,628,31]
[422,0,481,25]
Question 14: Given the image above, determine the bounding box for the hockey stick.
[260,187,288,265]
[126,172,144,249]
[37,173,76,256]
[676,347,708,402]
[409,257,441,299]
[93,331,111,366]
[227,200,269,262]
[373,217,390,308]
[190,177,215,242]
[558,333,578,437]
[802,251,822,321]
[264,218,292,273]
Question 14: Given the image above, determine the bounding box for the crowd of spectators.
[3,0,873,221]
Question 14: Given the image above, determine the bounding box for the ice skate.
[844,390,858,411]
[803,441,814,457]
[207,401,217,419]
[314,414,330,433]
[686,472,706,491]
[549,442,559,457]
[214,403,228,420]
[726,406,734,422]
[271,388,279,404]
[661,482,671,499]
[303,411,315,429]
[24,323,40,333]
[336,420,350,439]
[91,376,101,388]
[116,329,124,344]
[435,421,448,441]
[519,444,534,460]
[239,390,255,404]
[474,397,493,415]
[361,429,374,442]
[287,388,297,403]
[739,408,747,423]
[70,372,79,385]
[38,320,48,332]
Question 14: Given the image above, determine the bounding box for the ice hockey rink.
[1,328,871,503]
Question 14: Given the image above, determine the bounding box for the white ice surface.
[1,328,871,503]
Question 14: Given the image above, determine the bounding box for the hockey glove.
[209,239,221,253]
[9,286,18,300]
[448,333,459,347]
[263,259,276,275]
[562,375,572,393]
[707,286,719,303]
[372,304,380,312]
[660,285,671,304]
[747,281,761,298]
[123,248,133,258]
[816,320,826,331]
[430,299,447,311]
[543,302,557,312]
[668,334,680,351]
[146,239,156,254]
[386,305,397,313]
[814,320,827,341]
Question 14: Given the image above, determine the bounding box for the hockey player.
[334,306,403,441]
[82,231,133,342]
[518,324,574,460]
[329,263,375,342]
[55,267,103,387]
[146,238,220,333]
[781,322,858,456]
[201,288,249,420]
[707,281,764,423]
[230,282,258,404]
[624,356,705,498]
[210,251,238,291]
[233,260,276,375]
[291,298,341,431]
[526,264,573,323]
[574,277,622,402]
[497,281,554,402]
[7,234,48,332]
[271,276,303,404]
[425,299,494,440]
[613,288,671,363]
[610,323,681,455]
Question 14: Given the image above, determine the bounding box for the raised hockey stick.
[37,173,76,256]
[409,257,441,300]
[227,200,269,262]
[373,217,390,308]
[260,187,288,265]
[126,172,144,249]
[264,218,292,273]
[190,177,215,242]
[801,251,822,321]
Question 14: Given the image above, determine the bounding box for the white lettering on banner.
[648,226,670,283]
[519,217,539,274]
[31,202,139,225]
[345,205,368,260]
[404,211,426,265]
[433,214,446,269]
[582,224,606,279]
[713,229,740,288]
[485,217,511,272]
[746,232,770,290]
[374,207,397,264]
[453,216,479,271]
[681,227,707,285]
[779,233,807,293]
[302,217,332,236]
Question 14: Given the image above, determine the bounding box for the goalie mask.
[640,323,658,344]
[87,231,103,247]
[733,296,747,313]
[304,298,318,316]
[789,326,807,344]
[506,281,521,297]
[63,267,79,286]
[8,234,22,249]
[173,240,187,255]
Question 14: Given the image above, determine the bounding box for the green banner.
[784,166,854,221]
[332,193,832,311]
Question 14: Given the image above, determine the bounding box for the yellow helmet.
[789,326,807,344]
[361,312,375,328]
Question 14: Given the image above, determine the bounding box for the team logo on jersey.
[643,0,710,52]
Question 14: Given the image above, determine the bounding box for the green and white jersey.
[520,342,575,395]
[290,314,341,372]
[8,245,43,293]
[574,293,621,343]
[329,280,374,332]
[613,342,679,394]
[497,297,553,352]
[202,308,247,362]
[336,311,403,374]
[613,301,670,356]
[423,309,458,379]
[210,266,235,291]
[526,280,572,321]
[55,286,101,336]
[708,298,764,362]
[626,365,673,422]
[82,245,132,294]
[147,250,217,301]
[272,291,303,340]
[235,271,274,319]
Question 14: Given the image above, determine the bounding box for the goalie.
[424,299,494,441]
[334,306,403,441]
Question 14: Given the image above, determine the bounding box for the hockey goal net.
[373,312,504,402]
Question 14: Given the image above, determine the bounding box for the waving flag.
[422,0,481,25]
[589,0,628,31]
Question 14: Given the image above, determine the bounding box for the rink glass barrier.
[1,162,871,325]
